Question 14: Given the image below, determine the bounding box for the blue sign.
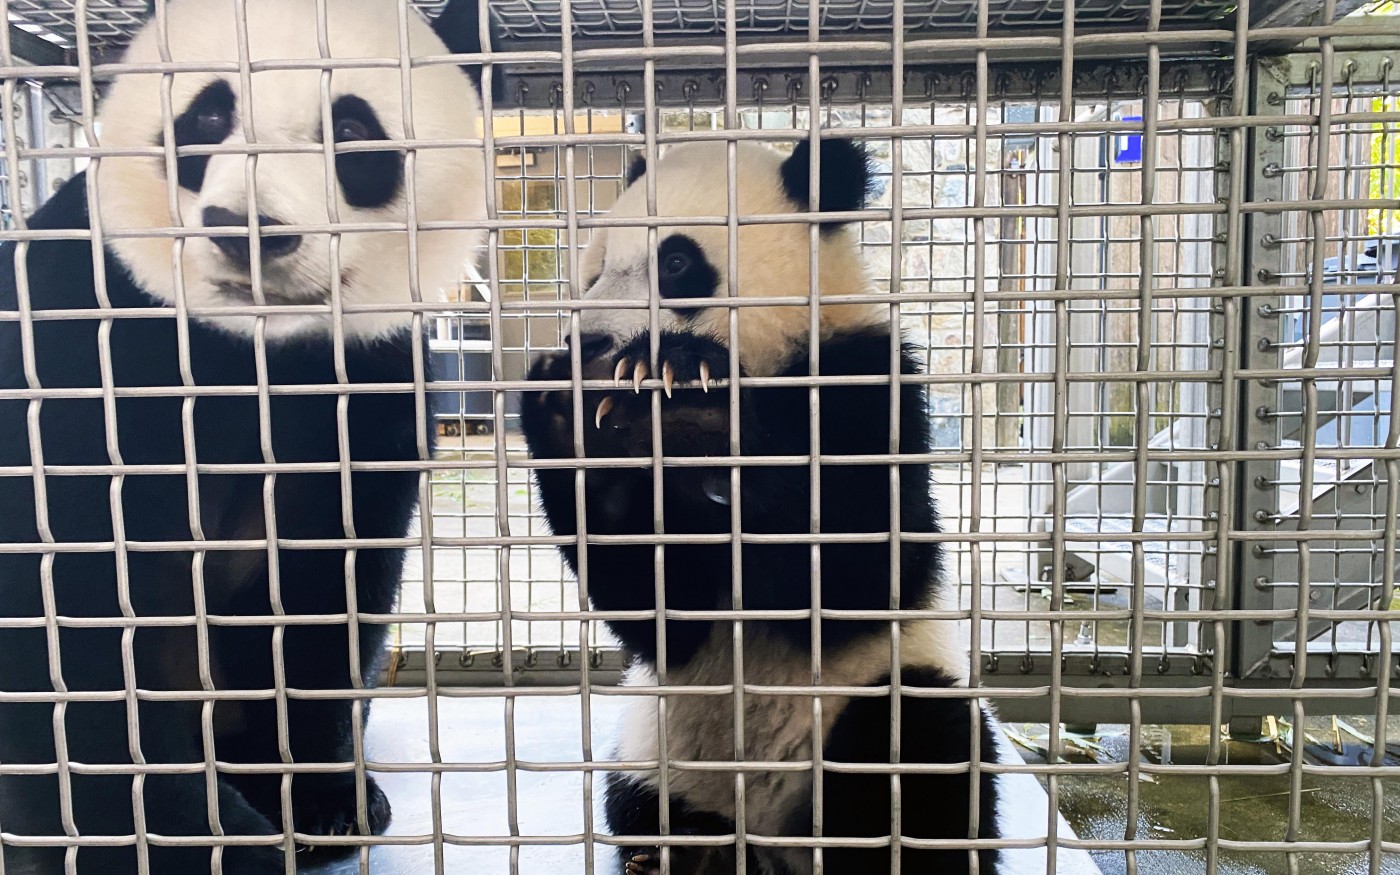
[1114,115,1143,165]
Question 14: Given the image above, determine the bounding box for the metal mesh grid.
[396,79,1229,682]
[0,0,1397,873]
[0,0,1319,56]
[485,0,1238,39]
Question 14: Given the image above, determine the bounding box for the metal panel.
[1237,48,1400,687]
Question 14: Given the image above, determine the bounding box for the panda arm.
[735,327,942,632]
[520,337,739,662]
[604,774,748,875]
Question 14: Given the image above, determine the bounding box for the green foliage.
[1367,96,1400,236]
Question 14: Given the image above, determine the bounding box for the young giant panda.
[0,1,486,872]
[521,139,1004,874]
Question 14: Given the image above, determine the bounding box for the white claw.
[613,358,629,386]
[662,362,675,398]
[594,395,614,428]
[699,359,711,391]
[632,360,649,393]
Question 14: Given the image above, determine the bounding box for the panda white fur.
[521,139,1006,874]
[0,2,486,873]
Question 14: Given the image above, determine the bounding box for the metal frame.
[1238,48,1400,684]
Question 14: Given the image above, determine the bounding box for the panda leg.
[0,697,283,875]
[216,624,391,860]
[818,667,1002,875]
[603,774,753,875]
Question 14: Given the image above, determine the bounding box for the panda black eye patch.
[656,234,718,318]
[165,79,236,192]
[330,95,402,209]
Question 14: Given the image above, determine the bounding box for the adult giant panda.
[0,1,486,872]
[521,139,1005,874]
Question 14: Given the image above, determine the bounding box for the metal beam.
[5,25,67,68]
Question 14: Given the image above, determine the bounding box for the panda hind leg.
[1,698,284,875]
[819,666,1002,874]
[603,774,752,875]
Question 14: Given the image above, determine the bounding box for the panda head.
[574,138,883,377]
[95,0,487,342]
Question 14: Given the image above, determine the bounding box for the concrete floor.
[1010,718,1400,875]
[308,693,1100,875]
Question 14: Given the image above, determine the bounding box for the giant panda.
[0,1,487,873]
[520,138,1006,875]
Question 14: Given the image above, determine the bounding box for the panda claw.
[662,362,675,398]
[699,360,711,391]
[613,358,629,386]
[632,360,649,393]
[594,395,614,428]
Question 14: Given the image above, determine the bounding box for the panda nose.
[203,207,302,267]
[566,331,613,362]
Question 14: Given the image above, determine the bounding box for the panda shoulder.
[1,174,105,311]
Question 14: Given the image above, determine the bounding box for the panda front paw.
[588,333,733,453]
[520,348,616,459]
[290,774,391,859]
[522,332,737,462]
[609,332,731,398]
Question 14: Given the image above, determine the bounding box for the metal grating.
[0,0,1352,58]
[6,0,149,49]
[486,0,1239,38]
[1239,50,1400,685]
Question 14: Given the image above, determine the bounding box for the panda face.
[575,140,881,377]
[95,0,486,342]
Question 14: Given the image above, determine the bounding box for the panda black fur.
[521,139,1004,874]
[0,2,486,873]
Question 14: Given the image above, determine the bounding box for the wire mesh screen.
[398,76,1228,688]
[0,0,1397,874]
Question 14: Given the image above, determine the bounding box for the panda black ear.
[780,137,875,229]
[430,0,490,88]
[624,153,647,187]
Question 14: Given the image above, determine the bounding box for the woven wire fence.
[0,0,1397,873]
